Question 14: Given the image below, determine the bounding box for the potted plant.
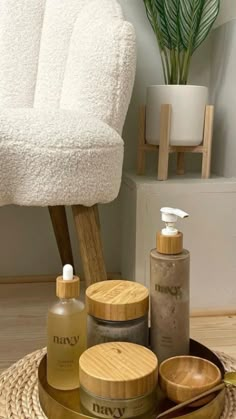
[143,0,220,145]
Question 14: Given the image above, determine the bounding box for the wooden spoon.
[156,382,225,419]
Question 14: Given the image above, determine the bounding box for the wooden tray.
[38,339,225,419]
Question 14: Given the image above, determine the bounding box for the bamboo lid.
[56,275,80,299]
[86,280,149,321]
[79,342,158,399]
[157,231,183,255]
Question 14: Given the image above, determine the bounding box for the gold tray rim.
[38,339,226,419]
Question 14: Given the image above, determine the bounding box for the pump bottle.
[150,207,190,363]
[47,264,86,390]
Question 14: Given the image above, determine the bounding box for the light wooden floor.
[0,282,236,374]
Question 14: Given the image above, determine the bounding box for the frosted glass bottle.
[86,279,149,348]
[47,265,86,390]
[150,207,190,363]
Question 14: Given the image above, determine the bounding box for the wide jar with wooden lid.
[86,280,149,348]
[79,342,158,418]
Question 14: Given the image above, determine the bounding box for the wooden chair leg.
[72,204,107,288]
[48,206,74,267]
[137,106,146,175]
[202,105,214,179]
[158,104,171,180]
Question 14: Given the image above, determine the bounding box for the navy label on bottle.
[92,404,126,418]
[53,336,80,346]
[155,284,182,299]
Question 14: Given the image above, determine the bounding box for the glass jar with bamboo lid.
[86,280,149,348]
[79,342,158,418]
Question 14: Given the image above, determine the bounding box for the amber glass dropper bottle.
[47,264,86,390]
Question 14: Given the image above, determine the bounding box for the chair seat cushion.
[0,108,123,206]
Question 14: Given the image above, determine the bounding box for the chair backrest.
[0,0,136,134]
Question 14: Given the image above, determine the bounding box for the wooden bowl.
[159,356,222,405]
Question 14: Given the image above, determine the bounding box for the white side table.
[121,172,236,313]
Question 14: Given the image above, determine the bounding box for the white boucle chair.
[0,0,136,286]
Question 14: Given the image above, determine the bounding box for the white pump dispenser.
[160,207,189,236]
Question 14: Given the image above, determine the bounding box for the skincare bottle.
[150,207,190,363]
[47,264,86,390]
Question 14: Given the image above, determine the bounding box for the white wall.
[0,200,122,276]
[209,1,236,177]
[210,19,236,177]
[120,1,236,311]
[215,0,236,28]
[121,174,236,311]
[0,0,217,277]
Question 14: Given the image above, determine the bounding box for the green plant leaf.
[179,0,220,53]
[193,0,220,51]
[154,0,172,48]
[143,0,165,50]
[143,0,220,84]
[164,0,183,49]
[143,0,157,34]
[143,0,172,83]
[179,0,202,51]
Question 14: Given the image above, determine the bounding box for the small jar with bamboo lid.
[86,280,149,348]
[79,342,158,418]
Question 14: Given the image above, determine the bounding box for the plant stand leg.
[48,206,74,267]
[177,152,185,175]
[72,204,107,288]
[137,106,146,175]
[202,106,214,179]
[158,104,171,181]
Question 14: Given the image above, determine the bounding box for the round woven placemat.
[0,348,235,418]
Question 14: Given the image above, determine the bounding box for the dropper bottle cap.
[56,264,80,298]
[157,207,189,255]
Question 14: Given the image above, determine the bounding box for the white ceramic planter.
[146,85,209,146]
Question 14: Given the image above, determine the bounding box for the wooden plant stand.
[137,104,214,180]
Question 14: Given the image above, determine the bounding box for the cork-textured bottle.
[47,264,86,390]
[150,207,190,363]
